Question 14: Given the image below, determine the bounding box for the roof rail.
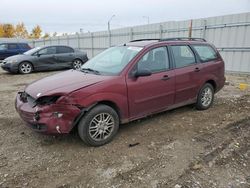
[160,37,206,42]
[130,39,159,42]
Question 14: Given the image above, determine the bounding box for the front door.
[35,46,57,70]
[126,46,175,120]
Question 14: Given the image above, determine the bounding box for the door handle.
[161,75,170,81]
[194,67,200,72]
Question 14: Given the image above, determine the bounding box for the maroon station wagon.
[15,38,225,146]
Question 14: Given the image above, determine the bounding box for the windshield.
[24,47,41,55]
[81,46,142,75]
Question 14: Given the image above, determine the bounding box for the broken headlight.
[35,96,61,106]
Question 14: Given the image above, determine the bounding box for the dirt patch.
[0,69,249,188]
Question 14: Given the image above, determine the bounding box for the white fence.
[1,12,250,73]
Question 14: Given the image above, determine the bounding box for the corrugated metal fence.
[1,12,250,73]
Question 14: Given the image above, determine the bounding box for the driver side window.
[137,47,169,73]
[38,47,56,55]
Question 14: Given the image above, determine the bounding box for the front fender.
[77,92,129,122]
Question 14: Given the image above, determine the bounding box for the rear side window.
[39,47,56,55]
[19,43,30,49]
[137,47,169,73]
[192,45,218,62]
[171,45,196,68]
[57,46,74,53]
[8,44,19,50]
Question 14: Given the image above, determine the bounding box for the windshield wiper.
[81,68,100,75]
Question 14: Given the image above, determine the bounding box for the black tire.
[72,59,83,70]
[78,104,119,146]
[19,62,33,74]
[196,83,214,110]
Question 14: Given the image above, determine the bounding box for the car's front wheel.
[19,62,33,74]
[78,104,119,146]
[72,59,83,70]
[196,83,214,110]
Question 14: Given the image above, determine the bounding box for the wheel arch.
[71,100,122,132]
[205,79,217,91]
[73,58,83,63]
[96,100,121,120]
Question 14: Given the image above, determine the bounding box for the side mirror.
[37,53,41,57]
[134,69,152,77]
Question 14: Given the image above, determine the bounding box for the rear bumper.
[15,93,81,134]
[216,76,226,93]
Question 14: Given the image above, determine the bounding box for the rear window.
[57,46,74,53]
[19,43,30,49]
[192,45,218,62]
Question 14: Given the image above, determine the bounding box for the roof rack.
[130,39,159,42]
[160,37,206,42]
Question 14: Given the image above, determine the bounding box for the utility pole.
[108,15,115,47]
[143,16,150,24]
[188,19,193,38]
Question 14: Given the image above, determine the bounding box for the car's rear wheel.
[19,62,33,74]
[72,59,83,70]
[196,83,214,110]
[78,104,119,146]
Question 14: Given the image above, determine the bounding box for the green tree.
[15,22,28,38]
[30,25,42,39]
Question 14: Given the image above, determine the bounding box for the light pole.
[143,16,150,24]
[108,14,115,47]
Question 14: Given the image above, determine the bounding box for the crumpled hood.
[25,70,112,98]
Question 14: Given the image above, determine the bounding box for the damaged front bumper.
[15,92,81,134]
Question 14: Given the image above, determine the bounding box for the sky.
[0,0,250,35]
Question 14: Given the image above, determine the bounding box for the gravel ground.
[0,69,249,188]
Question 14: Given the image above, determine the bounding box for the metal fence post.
[67,35,69,45]
[108,31,112,47]
[91,33,94,58]
[130,28,133,41]
[77,33,80,49]
[203,19,207,39]
[159,25,163,39]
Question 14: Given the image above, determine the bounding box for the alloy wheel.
[73,60,82,70]
[20,63,32,74]
[88,113,115,142]
[201,87,213,107]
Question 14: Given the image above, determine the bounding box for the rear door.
[170,45,202,104]
[18,43,31,53]
[126,46,175,120]
[55,46,75,68]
